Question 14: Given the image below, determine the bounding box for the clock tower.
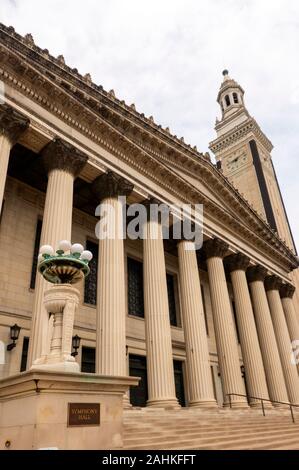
[209,70,296,254]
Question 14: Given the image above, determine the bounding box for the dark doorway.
[174,360,186,407]
[129,354,148,407]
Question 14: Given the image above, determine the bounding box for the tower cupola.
[217,70,245,119]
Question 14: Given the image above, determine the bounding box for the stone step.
[124,426,299,447]
[124,423,299,442]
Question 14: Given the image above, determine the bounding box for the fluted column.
[226,254,270,407]
[143,201,178,407]
[92,172,133,382]
[205,239,247,408]
[265,275,299,404]
[178,240,217,407]
[0,104,29,213]
[247,267,289,405]
[28,138,87,366]
[280,283,299,373]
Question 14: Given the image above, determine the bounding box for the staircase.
[123,407,299,450]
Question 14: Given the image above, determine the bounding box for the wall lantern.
[71,335,81,357]
[7,323,21,351]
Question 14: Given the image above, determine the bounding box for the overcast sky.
[1,0,298,247]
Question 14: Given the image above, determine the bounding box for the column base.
[223,400,249,409]
[249,400,272,409]
[189,399,218,408]
[146,397,180,409]
[30,361,80,373]
[123,394,132,409]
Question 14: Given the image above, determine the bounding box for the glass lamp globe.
[71,243,84,257]
[80,250,93,262]
[58,240,72,252]
[39,245,54,256]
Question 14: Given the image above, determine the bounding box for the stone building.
[0,23,298,418]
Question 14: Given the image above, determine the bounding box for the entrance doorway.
[129,354,148,407]
[173,360,186,407]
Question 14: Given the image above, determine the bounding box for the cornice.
[209,117,273,154]
[0,30,297,272]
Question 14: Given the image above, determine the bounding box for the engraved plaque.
[68,403,100,427]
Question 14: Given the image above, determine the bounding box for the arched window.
[233,92,239,104]
[225,95,230,106]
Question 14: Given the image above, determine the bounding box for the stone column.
[92,171,133,381]
[143,200,178,407]
[177,240,217,407]
[247,266,289,405]
[0,104,29,213]
[265,275,299,404]
[28,138,87,366]
[205,238,247,408]
[280,283,299,373]
[226,254,270,407]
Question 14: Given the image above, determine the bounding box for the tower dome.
[217,70,245,119]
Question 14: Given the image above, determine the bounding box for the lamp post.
[31,240,92,372]
[71,335,81,357]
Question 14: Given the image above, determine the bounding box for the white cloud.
[0,0,298,247]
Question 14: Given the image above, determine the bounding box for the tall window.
[20,337,29,372]
[201,283,209,336]
[30,218,42,289]
[81,346,95,373]
[84,240,98,305]
[127,257,144,318]
[167,273,178,327]
[233,92,239,103]
[225,94,231,106]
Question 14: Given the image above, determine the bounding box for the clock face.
[226,150,247,171]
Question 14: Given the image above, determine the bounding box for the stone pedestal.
[31,284,80,373]
[0,371,138,450]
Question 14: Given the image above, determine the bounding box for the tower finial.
[222,69,229,76]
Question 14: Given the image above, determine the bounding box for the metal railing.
[226,393,299,423]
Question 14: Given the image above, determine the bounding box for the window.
[167,273,178,327]
[84,240,99,305]
[231,300,240,343]
[127,257,144,318]
[81,346,95,373]
[30,218,42,289]
[201,284,209,336]
[20,337,29,372]
[225,95,231,106]
[233,92,239,104]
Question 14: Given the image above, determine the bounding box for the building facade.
[0,24,298,411]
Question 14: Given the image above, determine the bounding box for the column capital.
[41,138,88,177]
[265,275,283,292]
[225,253,250,272]
[92,170,133,201]
[280,283,295,299]
[204,237,229,259]
[0,104,29,144]
[246,265,267,283]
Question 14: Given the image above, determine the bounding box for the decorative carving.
[280,283,295,299]
[265,275,283,291]
[0,103,29,143]
[204,237,229,259]
[91,170,134,201]
[41,137,88,176]
[84,73,92,84]
[24,33,34,46]
[246,265,267,282]
[225,253,250,272]
[57,54,65,65]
